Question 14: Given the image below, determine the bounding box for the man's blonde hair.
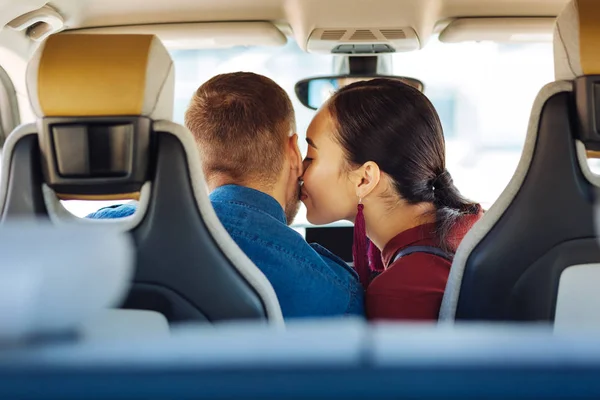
[185,72,296,187]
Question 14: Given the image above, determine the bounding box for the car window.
[63,38,555,221]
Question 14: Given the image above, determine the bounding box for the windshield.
[171,38,554,226]
[63,37,554,222]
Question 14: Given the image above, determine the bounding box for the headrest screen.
[39,116,152,196]
[575,76,600,151]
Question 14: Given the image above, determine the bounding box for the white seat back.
[0,222,134,341]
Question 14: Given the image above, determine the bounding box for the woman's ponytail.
[432,170,479,253]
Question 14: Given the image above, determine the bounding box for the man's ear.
[354,161,381,200]
[287,134,302,178]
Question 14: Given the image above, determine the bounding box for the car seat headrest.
[553,0,600,150]
[26,34,174,120]
[554,0,600,81]
[25,34,175,198]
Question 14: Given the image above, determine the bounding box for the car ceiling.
[2,0,570,49]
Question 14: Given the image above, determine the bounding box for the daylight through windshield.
[170,38,554,227]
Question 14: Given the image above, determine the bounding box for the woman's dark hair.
[327,78,479,253]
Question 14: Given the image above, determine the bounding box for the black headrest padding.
[39,116,152,195]
[456,92,600,321]
[575,76,600,151]
[127,131,268,322]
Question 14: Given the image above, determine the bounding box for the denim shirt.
[87,185,364,319]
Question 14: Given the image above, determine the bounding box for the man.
[88,72,364,319]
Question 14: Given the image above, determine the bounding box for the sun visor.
[64,22,287,49]
[439,18,555,43]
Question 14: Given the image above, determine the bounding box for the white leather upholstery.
[0,222,134,341]
[0,123,37,216]
[554,264,600,331]
[553,0,582,81]
[78,309,170,340]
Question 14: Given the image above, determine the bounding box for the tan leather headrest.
[554,0,600,80]
[26,34,174,119]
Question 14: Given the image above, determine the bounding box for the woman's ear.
[355,161,381,200]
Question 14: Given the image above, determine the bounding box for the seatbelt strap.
[391,245,452,265]
[371,246,453,282]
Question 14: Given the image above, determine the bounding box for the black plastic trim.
[38,116,152,195]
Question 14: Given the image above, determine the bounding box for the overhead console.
[306,27,420,54]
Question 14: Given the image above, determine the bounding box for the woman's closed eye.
[302,157,313,172]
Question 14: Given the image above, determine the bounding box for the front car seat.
[0,33,283,325]
[440,0,600,326]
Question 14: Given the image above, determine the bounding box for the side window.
[0,65,20,147]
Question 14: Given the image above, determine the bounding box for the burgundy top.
[366,207,482,321]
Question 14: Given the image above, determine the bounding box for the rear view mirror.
[295,75,424,110]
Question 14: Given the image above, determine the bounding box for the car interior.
[1,0,600,398]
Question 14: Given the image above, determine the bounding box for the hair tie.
[431,169,449,192]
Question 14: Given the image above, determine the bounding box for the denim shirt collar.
[209,184,287,224]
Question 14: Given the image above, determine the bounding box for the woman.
[300,79,482,321]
